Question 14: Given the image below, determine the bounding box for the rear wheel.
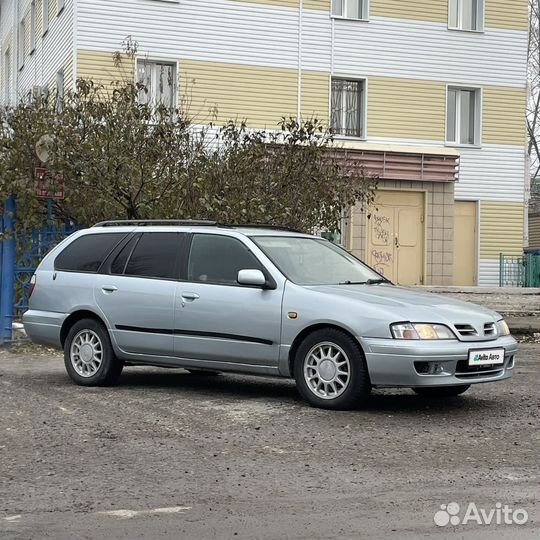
[294,328,371,410]
[64,318,123,386]
[413,385,471,398]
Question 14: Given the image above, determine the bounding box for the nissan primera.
[23,221,517,410]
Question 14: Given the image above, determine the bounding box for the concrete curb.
[507,317,540,336]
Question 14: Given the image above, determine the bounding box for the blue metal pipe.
[0,197,16,344]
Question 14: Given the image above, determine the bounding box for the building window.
[18,20,25,69]
[448,0,484,31]
[331,78,366,138]
[446,87,481,146]
[55,69,64,112]
[30,1,36,53]
[332,0,368,20]
[57,0,65,14]
[43,0,50,34]
[137,60,176,107]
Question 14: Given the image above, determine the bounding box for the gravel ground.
[0,343,538,540]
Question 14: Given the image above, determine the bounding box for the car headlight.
[497,319,511,336]
[391,323,456,340]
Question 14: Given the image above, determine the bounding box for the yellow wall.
[529,215,540,249]
[371,0,447,23]
[368,76,446,141]
[301,71,329,122]
[480,201,524,258]
[483,87,527,146]
[485,0,528,31]
[77,50,135,93]
[181,60,298,126]
[74,52,526,146]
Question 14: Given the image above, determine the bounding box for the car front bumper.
[359,335,518,388]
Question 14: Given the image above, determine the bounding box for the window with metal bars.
[330,78,365,138]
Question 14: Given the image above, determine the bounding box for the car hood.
[305,284,501,325]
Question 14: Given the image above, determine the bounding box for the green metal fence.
[499,253,540,287]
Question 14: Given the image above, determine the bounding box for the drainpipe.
[297,0,303,120]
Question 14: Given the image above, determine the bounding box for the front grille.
[454,324,478,337]
[455,359,505,379]
[484,322,496,336]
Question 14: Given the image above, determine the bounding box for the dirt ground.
[1,343,538,539]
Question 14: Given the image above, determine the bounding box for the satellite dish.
[35,134,55,164]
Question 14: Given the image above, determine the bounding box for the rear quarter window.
[55,233,126,273]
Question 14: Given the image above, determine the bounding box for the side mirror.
[237,269,267,288]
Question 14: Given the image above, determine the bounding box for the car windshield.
[252,236,385,286]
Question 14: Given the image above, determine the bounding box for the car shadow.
[115,368,500,415]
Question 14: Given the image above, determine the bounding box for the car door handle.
[102,286,118,293]
[181,292,200,302]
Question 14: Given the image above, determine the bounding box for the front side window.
[124,233,186,280]
[332,0,368,20]
[449,0,484,31]
[331,78,366,138]
[252,236,382,286]
[188,234,263,286]
[446,87,481,146]
[137,60,176,107]
[55,233,126,273]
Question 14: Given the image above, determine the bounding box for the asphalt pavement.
[1,343,538,539]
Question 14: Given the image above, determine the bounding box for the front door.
[173,233,282,368]
[368,190,425,285]
[454,200,477,285]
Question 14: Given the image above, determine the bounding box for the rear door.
[173,233,283,367]
[94,232,189,357]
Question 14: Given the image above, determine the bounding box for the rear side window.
[55,233,126,273]
[188,234,263,285]
[123,233,186,280]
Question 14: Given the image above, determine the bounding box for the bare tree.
[528,0,540,210]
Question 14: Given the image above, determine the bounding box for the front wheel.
[294,328,371,410]
[64,318,123,386]
[413,385,471,398]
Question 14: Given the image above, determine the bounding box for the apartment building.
[0,0,529,286]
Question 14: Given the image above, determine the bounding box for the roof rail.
[93,219,219,228]
[92,219,305,234]
[230,223,304,233]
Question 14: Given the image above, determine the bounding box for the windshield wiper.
[339,278,389,285]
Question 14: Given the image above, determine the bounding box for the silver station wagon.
[23,221,518,410]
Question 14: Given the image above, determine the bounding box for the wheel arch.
[60,309,108,348]
[288,323,364,377]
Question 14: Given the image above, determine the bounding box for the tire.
[64,318,123,387]
[186,369,221,376]
[413,385,471,398]
[294,328,371,410]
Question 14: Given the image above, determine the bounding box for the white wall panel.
[478,259,501,287]
[75,1,526,90]
[77,0,300,70]
[455,145,526,202]
[326,16,527,88]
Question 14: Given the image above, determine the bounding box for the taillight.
[28,275,36,299]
